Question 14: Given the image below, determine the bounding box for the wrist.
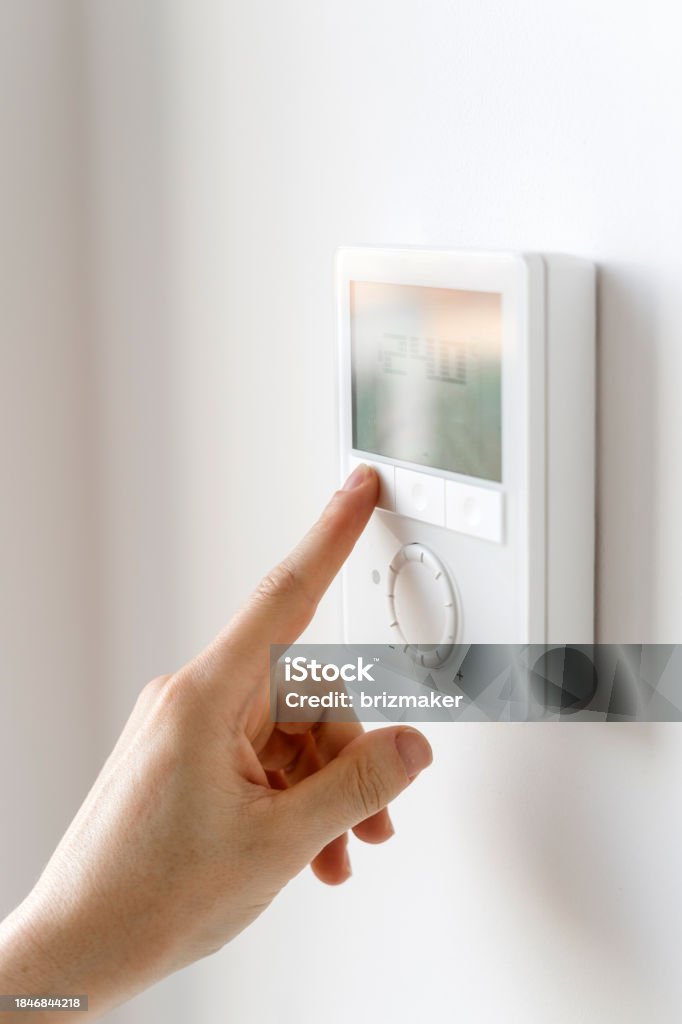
[0,896,78,1023]
[0,886,140,1022]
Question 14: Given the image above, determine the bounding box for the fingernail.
[342,463,371,490]
[385,813,396,838]
[343,846,352,877]
[395,729,433,780]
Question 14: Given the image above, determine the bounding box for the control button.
[386,542,457,668]
[395,468,445,526]
[348,457,395,511]
[412,482,429,511]
[462,497,481,528]
[445,480,504,543]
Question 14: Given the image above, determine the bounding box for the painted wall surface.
[0,1,100,912]
[2,2,682,1022]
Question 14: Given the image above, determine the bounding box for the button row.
[348,458,503,543]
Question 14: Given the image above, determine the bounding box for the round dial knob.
[386,543,457,668]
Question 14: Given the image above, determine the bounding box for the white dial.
[386,542,458,667]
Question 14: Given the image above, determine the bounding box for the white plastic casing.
[337,247,595,646]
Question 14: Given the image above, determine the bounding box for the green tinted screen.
[350,281,502,482]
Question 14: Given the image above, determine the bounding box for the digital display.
[350,281,502,482]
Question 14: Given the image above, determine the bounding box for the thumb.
[277,727,433,866]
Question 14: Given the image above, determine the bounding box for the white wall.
[3,1,682,1022]
[0,0,100,908]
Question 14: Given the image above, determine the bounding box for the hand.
[0,464,433,1021]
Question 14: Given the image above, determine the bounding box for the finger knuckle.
[148,671,201,729]
[256,559,300,602]
[135,673,171,711]
[143,673,172,699]
[350,757,387,819]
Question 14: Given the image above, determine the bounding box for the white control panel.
[338,247,595,649]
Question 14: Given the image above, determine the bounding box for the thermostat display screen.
[350,281,503,482]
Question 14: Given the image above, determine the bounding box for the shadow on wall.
[596,263,660,642]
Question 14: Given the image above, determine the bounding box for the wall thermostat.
[337,247,595,656]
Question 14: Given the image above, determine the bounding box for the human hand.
[0,464,433,1021]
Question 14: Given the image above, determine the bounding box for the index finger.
[184,464,378,695]
[231,463,378,647]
